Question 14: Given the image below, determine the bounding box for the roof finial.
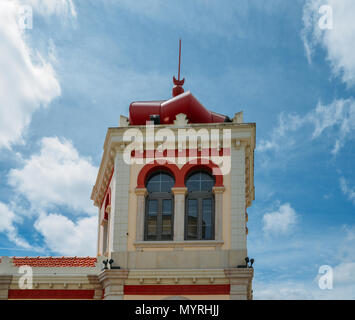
[172,38,185,97]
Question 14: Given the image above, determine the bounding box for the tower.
[91,45,256,300]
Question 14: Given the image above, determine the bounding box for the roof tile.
[12,257,97,268]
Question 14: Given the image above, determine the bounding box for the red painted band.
[124,284,230,295]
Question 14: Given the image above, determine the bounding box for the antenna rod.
[178,38,181,81]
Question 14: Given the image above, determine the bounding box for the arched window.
[145,171,175,241]
[185,171,215,240]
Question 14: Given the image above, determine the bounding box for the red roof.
[129,91,230,125]
[12,257,97,268]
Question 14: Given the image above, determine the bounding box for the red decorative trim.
[136,161,180,188]
[8,289,95,300]
[100,168,114,209]
[124,284,230,295]
[137,159,224,189]
[104,188,111,220]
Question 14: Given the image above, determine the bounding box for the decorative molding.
[133,240,224,249]
[212,186,225,194]
[171,187,188,195]
[135,188,148,196]
[119,115,129,127]
[173,113,188,127]
[244,143,254,208]
[233,111,243,124]
[127,268,227,280]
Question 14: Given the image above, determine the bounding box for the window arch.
[145,171,174,241]
[185,171,215,240]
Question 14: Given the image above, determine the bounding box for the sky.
[0,0,354,299]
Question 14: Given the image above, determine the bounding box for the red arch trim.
[137,159,223,188]
[180,159,223,187]
[136,161,181,188]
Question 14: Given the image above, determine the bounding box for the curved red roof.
[129,91,229,125]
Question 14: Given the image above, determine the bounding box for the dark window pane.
[146,181,159,192]
[187,217,198,239]
[187,199,197,217]
[146,172,174,192]
[148,200,158,216]
[161,173,172,181]
[186,171,214,192]
[186,180,199,192]
[147,217,157,240]
[145,172,174,241]
[203,180,215,191]
[202,198,213,240]
[161,215,172,240]
[150,174,160,182]
[146,199,157,240]
[187,199,198,239]
[161,180,173,192]
[162,199,173,239]
[162,199,172,215]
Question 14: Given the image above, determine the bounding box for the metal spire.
[172,38,185,97]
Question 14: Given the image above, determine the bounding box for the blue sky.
[0,0,354,299]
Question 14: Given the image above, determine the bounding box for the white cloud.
[333,262,355,284]
[340,177,355,205]
[22,0,77,17]
[263,203,298,235]
[254,281,316,300]
[254,278,355,300]
[302,0,355,87]
[34,213,97,256]
[0,1,61,148]
[257,98,355,155]
[0,202,30,248]
[8,136,98,214]
[0,0,77,149]
[258,262,355,299]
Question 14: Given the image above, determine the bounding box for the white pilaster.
[111,148,131,252]
[135,188,147,241]
[213,186,225,241]
[172,187,188,241]
[230,146,246,250]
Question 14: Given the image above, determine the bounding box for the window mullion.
[157,198,162,240]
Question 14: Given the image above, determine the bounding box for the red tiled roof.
[12,256,97,268]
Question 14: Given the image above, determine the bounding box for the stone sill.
[133,240,224,249]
